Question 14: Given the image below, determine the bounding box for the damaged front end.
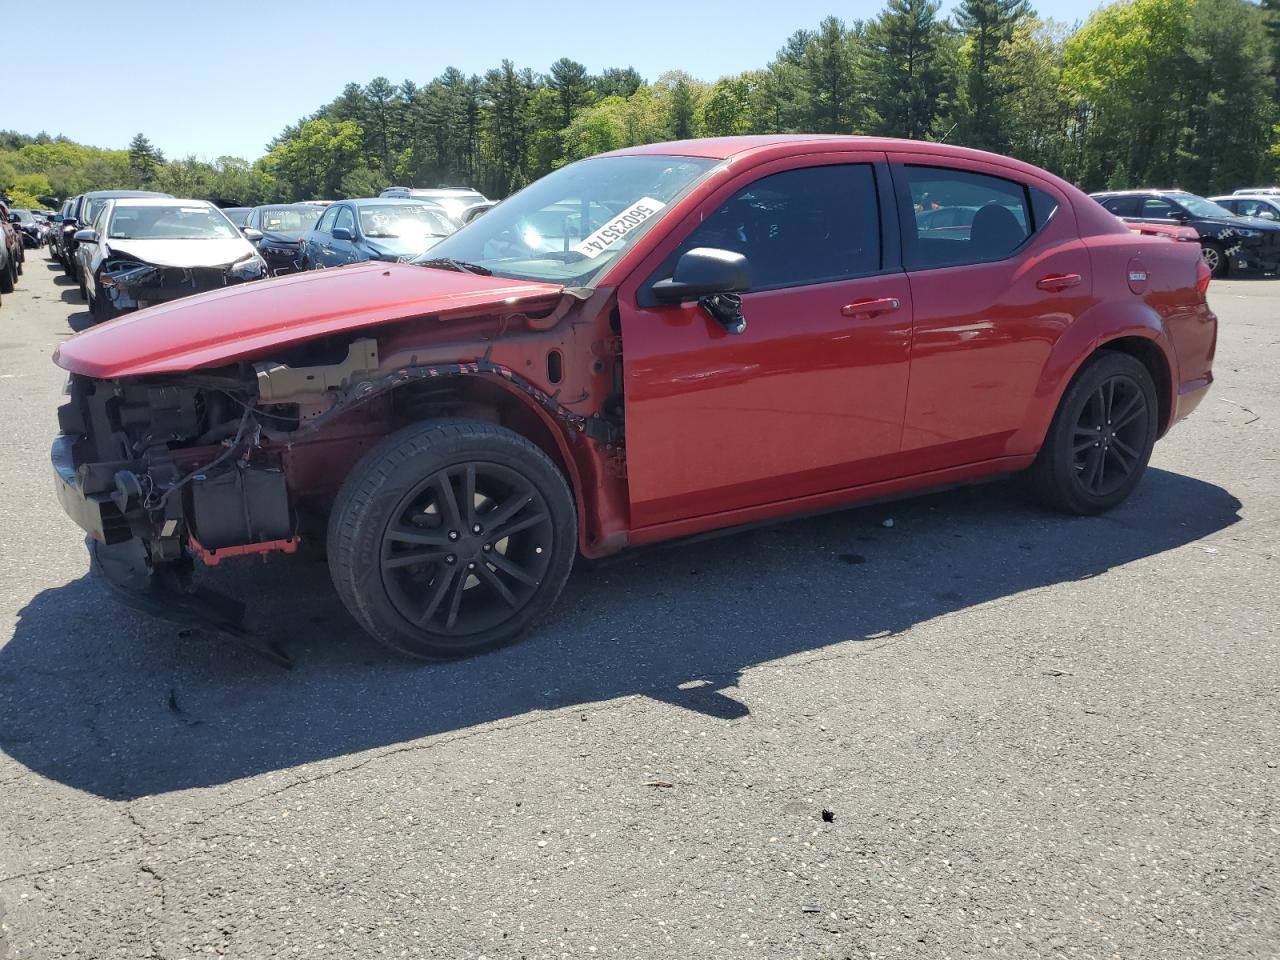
[54,369,298,658]
[99,254,266,312]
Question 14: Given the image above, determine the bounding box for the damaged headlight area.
[227,252,268,281]
[99,254,269,312]
[54,374,297,565]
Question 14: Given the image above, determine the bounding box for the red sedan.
[52,136,1216,659]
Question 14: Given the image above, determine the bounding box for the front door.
[619,157,913,530]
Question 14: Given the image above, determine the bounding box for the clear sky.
[15,0,1100,161]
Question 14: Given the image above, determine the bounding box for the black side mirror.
[332,226,354,241]
[652,247,751,302]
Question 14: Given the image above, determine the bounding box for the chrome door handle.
[841,297,901,318]
[1036,273,1083,292]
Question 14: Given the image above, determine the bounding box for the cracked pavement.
[0,256,1276,958]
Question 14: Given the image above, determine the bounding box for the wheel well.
[1097,336,1172,435]
[384,375,576,489]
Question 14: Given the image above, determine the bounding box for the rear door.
[618,153,914,529]
[889,155,1093,471]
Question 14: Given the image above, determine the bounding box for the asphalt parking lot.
[0,256,1276,959]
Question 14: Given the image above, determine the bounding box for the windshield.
[358,203,458,239]
[259,206,323,234]
[412,155,719,284]
[107,205,240,241]
[1173,194,1235,219]
[12,209,34,223]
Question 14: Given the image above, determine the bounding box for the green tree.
[1062,0,1195,189]
[863,0,956,140]
[548,57,592,128]
[262,118,365,199]
[953,0,1031,151]
[126,133,164,187]
[798,17,865,133]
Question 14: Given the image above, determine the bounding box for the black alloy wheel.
[1030,351,1159,514]
[328,419,577,658]
[379,461,555,638]
[1070,374,1150,498]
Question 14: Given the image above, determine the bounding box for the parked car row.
[1091,188,1280,277]
[40,184,493,323]
[0,200,26,303]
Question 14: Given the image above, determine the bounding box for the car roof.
[344,197,445,207]
[1215,193,1279,201]
[105,198,215,208]
[1089,188,1191,197]
[82,189,174,200]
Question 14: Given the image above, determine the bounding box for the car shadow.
[0,469,1240,800]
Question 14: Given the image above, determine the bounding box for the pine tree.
[954,0,1031,150]
[548,58,591,128]
[863,0,955,141]
[126,133,163,186]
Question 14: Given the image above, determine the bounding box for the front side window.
[903,165,1039,269]
[1099,196,1140,217]
[315,206,339,234]
[413,154,719,285]
[669,163,882,290]
[335,206,356,234]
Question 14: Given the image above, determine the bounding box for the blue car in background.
[299,198,460,269]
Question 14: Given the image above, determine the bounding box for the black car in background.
[242,203,323,274]
[299,198,459,269]
[6,208,45,247]
[1091,188,1280,277]
[222,207,252,228]
[58,189,173,280]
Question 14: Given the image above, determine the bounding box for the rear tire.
[327,419,577,659]
[1030,351,1158,515]
[0,260,14,294]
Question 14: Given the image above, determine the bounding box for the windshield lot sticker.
[573,197,666,258]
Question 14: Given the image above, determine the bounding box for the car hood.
[102,237,259,268]
[54,261,565,378]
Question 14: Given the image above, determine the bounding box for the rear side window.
[675,163,882,290]
[902,165,1035,269]
[1098,196,1141,218]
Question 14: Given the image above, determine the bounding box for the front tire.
[1030,351,1158,515]
[1201,241,1227,278]
[0,260,14,294]
[327,419,577,659]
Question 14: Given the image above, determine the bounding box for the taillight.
[1196,257,1211,298]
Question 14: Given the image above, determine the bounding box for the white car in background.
[379,186,490,221]
[1210,194,1280,221]
[74,198,268,322]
